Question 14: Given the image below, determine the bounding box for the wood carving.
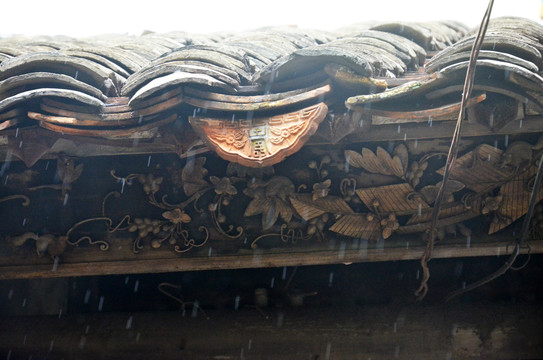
[189,103,328,167]
[489,166,543,234]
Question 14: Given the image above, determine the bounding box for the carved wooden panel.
[355,183,429,216]
[189,103,328,168]
[436,144,512,193]
[489,166,543,234]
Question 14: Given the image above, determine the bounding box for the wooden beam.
[2,115,543,162]
[1,240,540,280]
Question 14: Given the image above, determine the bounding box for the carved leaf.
[393,143,409,174]
[57,157,83,184]
[275,198,293,223]
[182,157,209,197]
[329,214,381,240]
[362,147,390,175]
[244,198,271,217]
[290,194,353,221]
[344,150,365,169]
[262,205,278,231]
[345,147,405,178]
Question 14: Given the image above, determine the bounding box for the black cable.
[446,152,543,301]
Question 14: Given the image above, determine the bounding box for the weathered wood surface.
[1,302,542,359]
[0,239,539,280]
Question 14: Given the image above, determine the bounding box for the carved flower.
[210,176,237,195]
[243,176,295,230]
[482,195,503,215]
[138,174,163,195]
[312,179,331,201]
[308,213,329,235]
[225,134,236,145]
[280,129,290,138]
[380,213,399,239]
[162,208,191,224]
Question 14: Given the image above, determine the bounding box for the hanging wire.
[446,152,543,301]
[414,0,495,301]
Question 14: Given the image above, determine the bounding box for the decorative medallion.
[189,103,328,167]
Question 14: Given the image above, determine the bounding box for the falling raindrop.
[58,308,62,319]
[49,339,55,352]
[270,277,275,288]
[359,239,368,258]
[416,270,420,280]
[52,256,59,272]
[328,272,334,287]
[454,261,463,277]
[325,343,332,360]
[45,161,49,171]
[208,247,213,256]
[19,141,23,148]
[493,139,498,149]
[191,301,199,318]
[489,113,494,128]
[6,350,11,360]
[74,71,79,80]
[23,335,27,344]
[125,276,129,284]
[8,289,13,299]
[85,325,90,334]
[98,296,104,311]
[232,114,235,123]
[136,332,141,341]
[15,128,19,137]
[4,176,8,185]
[519,119,523,128]
[63,193,69,206]
[497,247,501,256]
[405,241,409,249]
[414,139,418,148]
[505,135,509,147]
[462,281,466,289]
[276,312,284,328]
[126,316,133,330]
[338,241,346,260]
[22,298,27,307]
[248,339,252,351]
[147,156,152,167]
[134,280,139,293]
[78,335,87,349]
[466,235,471,249]
[84,289,91,304]
[121,178,126,193]
[282,267,287,280]
[234,296,241,310]
[428,117,433,127]
[397,125,401,134]
[22,218,27,226]
[138,116,143,124]
[193,109,197,117]
[403,133,407,141]
[240,348,244,360]
[418,203,422,216]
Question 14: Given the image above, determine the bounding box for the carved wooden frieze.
[436,144,512,193]
[489,166,543,234]
[189,103,328,168]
